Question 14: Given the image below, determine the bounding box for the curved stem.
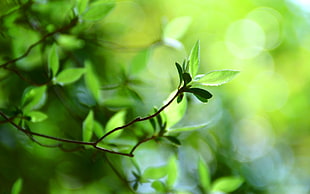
[95,89,181,144]
[0,86,182,157]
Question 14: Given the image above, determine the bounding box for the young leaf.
[149,117,157,132]
[211,176,244,193]
[165,136,181,145]
[185,88,212,103]
[82,0,115,21]
[163,16,192,40]
[11,178,23,194]
[177,93,184,103]
[168,123,209,134]
[48,44,59,77]
[105,110,126,140]
[182,73,192,85]
[167,156,178,188]
[143,165,167,179]
[54,68,85,85]
[27,111,48,122]
[93,120,104,138]
[198,158,211,192]
[151,180,166,192]
[194,70,240,86]
[175,62,183,86]
[188,40,200,77]
[21,86,47,113]
[82,110,94,142]
[85,61,101,101]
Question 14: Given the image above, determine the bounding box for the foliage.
[1,0,309,194]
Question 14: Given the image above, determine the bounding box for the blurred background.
[0,0,310,193]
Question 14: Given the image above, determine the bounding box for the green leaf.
[75,0,89,15]
[163,16,192,40]
[82,110,94,142]
[165,136,181,145]
[182,73,192,85]
[168,123,209,134]
[143,165,167,179]
[167,156,178,187]
[27,111,48,122]
[11,178,22,194]
[163,90,187,128]
[194,70,240,86]
[85,61,101,101]
[177,93,184,103]
[186,88,212,103]
[21,86,47,113]
[93,120,104,138]
[48,44,59,77]
[82,0,115,21]
[175,62,183,86]
[130,49,150,75]
[211,176,244,193]
[57,34,84,49]
[151,180,166,192]
[54,68,85,85]
[198,158,211,192]
[105,110,126,140]
[188,40,200,77]
[149,117,156,132]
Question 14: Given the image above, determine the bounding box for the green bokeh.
[0,0,309,193]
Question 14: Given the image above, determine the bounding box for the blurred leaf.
[188,40,200,77]
[82,110,94,142]
[127,87,143,102]
[163,16,192,40]
[198,158,211,192]
[167,155,178,187]
[149,117,156,132]
[85,61,101,101]
[11,178,22,194]
[57,34,84,49]
[162,38,184,50]
[21,86,47,113]
[185,88,212,103]
[177,93,184,103]
[182,73,192,85]
[151,180,166,192]
[54,68,85,85]
[27,111,48,122]
[143,165,167,179]
[163,90,187,128]
[133,181,139,191]
[175,62,183,86]
[48,44,59,77]
[165,136,181,145]
[93,120,104,138]
[211,176,244,193]
[105,110,126,140]
[194,70,240,86]
[168,123,209,134]
[75,0,89,15]
[82,0,115,21]
[130,49,150,75]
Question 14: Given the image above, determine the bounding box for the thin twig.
[95,89,181,144]
[0,87,182,157]
[0,17,78,68]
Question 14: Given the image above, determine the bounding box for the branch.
[0,87,182,157]
[95,89,181,144]
[0,17,78,68]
